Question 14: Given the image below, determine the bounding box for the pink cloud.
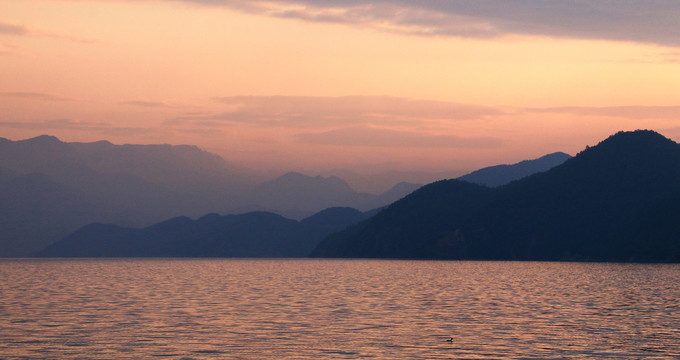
[196,95,505,128]
[296,126,503,148]
[1,92,77,102]
[525,106,680,120]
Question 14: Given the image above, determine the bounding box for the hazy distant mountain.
[323,168,463,194]
[0,135,80,174]
[377,182,422,204]
[244,172,421,218]
[0,135,421,256]
[0,166,143,256]
[312,130,680,262]
[0,135,251,256]
[0,135,248,193]
[37,207,373,258]
[458,152,571,187]
[327,152,569,193]
[248,172,364,214]
[69,140,248,192]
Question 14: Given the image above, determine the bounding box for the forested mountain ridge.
[312,130,680,262]
[310,180,495,258]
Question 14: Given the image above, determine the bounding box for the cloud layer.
[198,95,504,128]
[1,92,75,102]
[0,118,150,137]
[178,0,680,47]
[0,22,30,36]
[158,95,680,149]
[0,20,95,43]
[527,106,680,120]
[296,126,503,148]
[164,95,507,149]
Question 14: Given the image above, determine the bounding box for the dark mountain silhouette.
[37,207,372,258]
[378,182,422,203]
[625,194,680,260]
[300,206,380,231]
[312,130,680,262]
[311,180,494,258]
[459,130,680,262]
[458,152,571,187]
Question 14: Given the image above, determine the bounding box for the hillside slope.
[312,130,680,262]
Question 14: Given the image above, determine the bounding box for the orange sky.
[2,0,680,174]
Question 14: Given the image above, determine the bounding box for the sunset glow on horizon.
[2,0,680,174]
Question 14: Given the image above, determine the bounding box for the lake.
[1,259,679,359]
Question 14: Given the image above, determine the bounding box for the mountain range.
[4,134,571,257]
[37,207,376,258]
[311,130,680,262]
[0,135,419,255]
[458,152,571,187]
[243,172,420,219]
[0,135,243,255]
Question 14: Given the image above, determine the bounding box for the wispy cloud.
[1,92,76,102]
[176,95,504,128]
[296,125,503,148]
[0,119,151,136]
[167,95,680,149]
[121,100,177,108]
[0,22,31,36]
[0,47,16,56]
[171,1,680,47]
[0,20,96,43]
[526,106,680,120]
[660,50,680,63]
[661,126,680,140]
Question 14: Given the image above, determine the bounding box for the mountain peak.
[571,130,679,170]
[312,130,680,262]
[458,151,571,188]
[20,135,64,144]
[269,172,353,190]
[276,171,309,181]
[584,130,675,154]
[609,129,667,140]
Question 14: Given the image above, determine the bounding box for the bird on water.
[446,337,453,342]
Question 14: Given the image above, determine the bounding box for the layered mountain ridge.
[0,136,418,255]
[312,130,680,262]
[37,207,375,258]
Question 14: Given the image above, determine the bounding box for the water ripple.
[1,259,679,359]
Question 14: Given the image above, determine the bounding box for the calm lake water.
[1,259,679,359]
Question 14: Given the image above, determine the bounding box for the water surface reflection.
[1,259,679,359]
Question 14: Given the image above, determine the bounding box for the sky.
[2,0,680,175]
